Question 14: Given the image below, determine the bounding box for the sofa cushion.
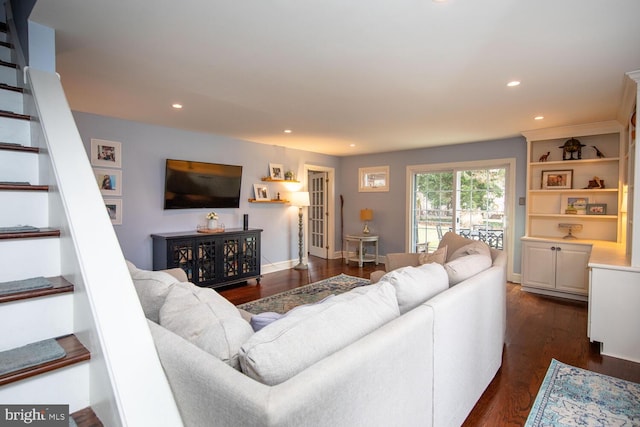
[418,246,448,265]
[238,282,399,385]
[380,263,449,314]
[127,260,180,323]
[448,240,490,262]
[159,282,254,369]
[438,232,476,262]
[444,253,493,285]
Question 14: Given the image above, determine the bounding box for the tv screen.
[164,159,243,209]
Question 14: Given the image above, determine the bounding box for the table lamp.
[291,191,311,270]
[360,208,373,234]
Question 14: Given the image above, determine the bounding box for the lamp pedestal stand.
[294,207,308,270]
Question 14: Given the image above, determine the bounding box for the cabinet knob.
[551,246,556,251]
[556,247,562,251]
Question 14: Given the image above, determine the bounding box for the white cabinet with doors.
[521,238,592,300]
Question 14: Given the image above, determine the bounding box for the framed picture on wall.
[104,199,122,225]
[94,168,122,196]
[269,163,284,180]
[253,183,270,201]
[90,138,122,168]
[359,166,389,192]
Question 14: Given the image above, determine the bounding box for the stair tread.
[0,142,38,153]
[0,334,90,387]
[0,276,74,304]
[0,109,30,121]
[0,83,23,93]
[0,58,16,69]
[0,41,13,49]
[71,407,103,427]
[0,228,60,240]
[0,183,48,191]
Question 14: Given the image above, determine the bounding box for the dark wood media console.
[151,228,262,288]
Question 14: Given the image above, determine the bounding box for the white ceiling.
[30,0,640,156]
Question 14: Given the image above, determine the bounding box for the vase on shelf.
[208,219,218,230]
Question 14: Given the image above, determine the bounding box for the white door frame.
[304,164,336,259]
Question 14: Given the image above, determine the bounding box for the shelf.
[261,177,299,183]
[529,213,618,220]
[248,198,289,203]
[530,157,620,167]
[529,188,619,194]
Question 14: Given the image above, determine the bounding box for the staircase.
[0,19,101,426]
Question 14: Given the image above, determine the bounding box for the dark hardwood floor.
[219,256,640,426]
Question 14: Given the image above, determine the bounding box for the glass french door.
[308,171,328,258]
[411,165,507,252]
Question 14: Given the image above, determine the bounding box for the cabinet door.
[555,245,590,294]
[522,242,556,289]
[241,234,260,276]
[196,237,219,284]
[167,239,196,282]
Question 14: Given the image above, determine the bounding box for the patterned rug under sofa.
[237,273,370,314]
[525,358,640,426]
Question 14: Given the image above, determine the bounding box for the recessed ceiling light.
[284,129,292,134]
[507,81,521,87]
[172,103,183,109]
[534,116,544,120]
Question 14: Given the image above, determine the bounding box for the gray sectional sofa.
[132,232,507,427]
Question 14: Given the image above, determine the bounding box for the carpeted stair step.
[0,276,73,304]
[0,334,90,387]
[71,407,104,427]
[0,142,38,153]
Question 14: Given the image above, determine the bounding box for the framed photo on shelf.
[359,166,390,192]
[104,199,122,225]
[586,203,607,215]
[253,183,270,201]
[269,163,284,180]
[93,168,122,196]
[565,196,588,215]
[541,169,572,190]
[90,139,122,168]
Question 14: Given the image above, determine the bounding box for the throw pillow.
[380,263,449,314]
[159,282,254,369]
[444,253,493,286]
[238,282,399,385]
[418,246,448,265]
[438,232,475,262]
[448,240,491,262]
[127,260,180,323]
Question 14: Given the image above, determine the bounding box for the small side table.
[344,234,379,267]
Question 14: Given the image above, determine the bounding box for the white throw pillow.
[238,282,399,385]
[380,263,449,314]
[159,282,254,369]
[448,241,491,262]
[418,246,448,265]
[127,261,180,323]
[444,253,493,286]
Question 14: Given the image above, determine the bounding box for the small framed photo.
[586,203,607,215]
[359,166,390,192]
[94,168,122,196]
[269,163,284,180]
[565,197,588,215]
[90,139,122,168]
[253,183,270,201]
[104,199,122,225]
[541,169,573,190]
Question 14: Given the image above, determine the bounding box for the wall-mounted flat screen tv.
[164,159,243,209]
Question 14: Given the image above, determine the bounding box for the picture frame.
[359,166,390,192]
[269,163,284,180]
[565,196,588,215]
[253,183,270,201]
[90,139,122,168]
[104,199,122,225]
[586,203,607,215]
[541,169,572,190]
[94,168,122,196]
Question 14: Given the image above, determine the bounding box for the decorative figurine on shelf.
[538,152,550,162]
[277,192,281,200]
[592,146,606,158]
[586,176,605,189]
[559,137,586,160]
[565,204,578,215]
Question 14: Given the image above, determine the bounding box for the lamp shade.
[360,209,373,221]
[290,191,310,207]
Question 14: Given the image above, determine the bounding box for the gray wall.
[337,137,527,274]
[73,111,340,270]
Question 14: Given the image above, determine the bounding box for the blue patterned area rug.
[525,359,640,426]
[237,273,370,314]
